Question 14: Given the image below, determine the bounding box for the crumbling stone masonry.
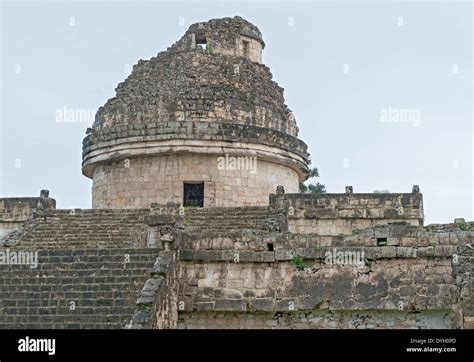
[0,190,56,239]
[270,187,424,235]
[82,16,308,209]
[0,17,471,329]
[173,192,472,329]
[0,194,471,329]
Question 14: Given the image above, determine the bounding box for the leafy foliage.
[458,222,471,231]
[299,167,326,194]
[291,256,306,270]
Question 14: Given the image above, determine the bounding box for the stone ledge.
[83,122,308,163]
[181,226,472,251]
[181,298,458,313]
[82,136,308,180]
[179,245,459,262]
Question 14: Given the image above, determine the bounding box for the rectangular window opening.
[183,182,204,207]
[196,34,207,50]
[242,40,250,58]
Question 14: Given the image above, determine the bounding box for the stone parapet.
[270,191,424,235]
[0,191,56,239]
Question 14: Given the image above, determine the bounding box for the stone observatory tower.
[82,16,309,208]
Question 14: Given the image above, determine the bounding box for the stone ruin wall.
[128,191,470,330]
[0,191,56,238]
[175,221,472,329]
[127,250,179,329]
[4,17,470,330]
[270,189,424,235]
[180,17,264,64]
[1,193,471,329]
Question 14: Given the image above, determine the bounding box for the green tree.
[299,167,326,193]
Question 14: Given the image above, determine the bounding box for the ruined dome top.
[82,16,309,179]
[183,16,265,48]
[89,16,299,135]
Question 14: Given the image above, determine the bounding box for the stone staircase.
[0,208,159,329]
[0,206,286,329]
[0,248,160,328]
[9,209,150,250]
[183,206,279,233]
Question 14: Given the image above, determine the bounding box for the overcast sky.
[1,0,472,224]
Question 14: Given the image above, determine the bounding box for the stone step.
[186,212,269,217]
[0,252,158,260]
[0,253,159,262]
[186,206,270,213]
[0,305,136,312]
[0,268,153,277]
[0,275,151,284]
[184,228,263,232]
[185,215,268,221]
[184,221,267,226]
[14,244,146,250]
[0,322,123,329]
[0,298,137,307]
[0,283,145,293]
[0,261,157,271]
[0,313,133,327]
[0,290,142,299]
[21,233,142,237]
[0,248,160,255]
[0,321,127,329]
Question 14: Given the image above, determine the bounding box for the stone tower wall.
[92,154,299,208]
[178,16,264,64]
[82,17,309,209]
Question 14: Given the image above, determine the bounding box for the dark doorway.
[183,182,204,207]
[242,40,250,58]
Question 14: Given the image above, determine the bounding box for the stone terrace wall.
[178,310,453,329]
[269,189,423,235]
[0,192,56,239]
[1,201,470,329]
[176,223,472,329]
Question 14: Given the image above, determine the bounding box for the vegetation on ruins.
[291,255,306,270]
[299,167,326,194]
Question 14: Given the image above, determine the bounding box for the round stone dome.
[82,16,309,209]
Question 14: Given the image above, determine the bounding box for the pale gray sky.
[1,0,472,224]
